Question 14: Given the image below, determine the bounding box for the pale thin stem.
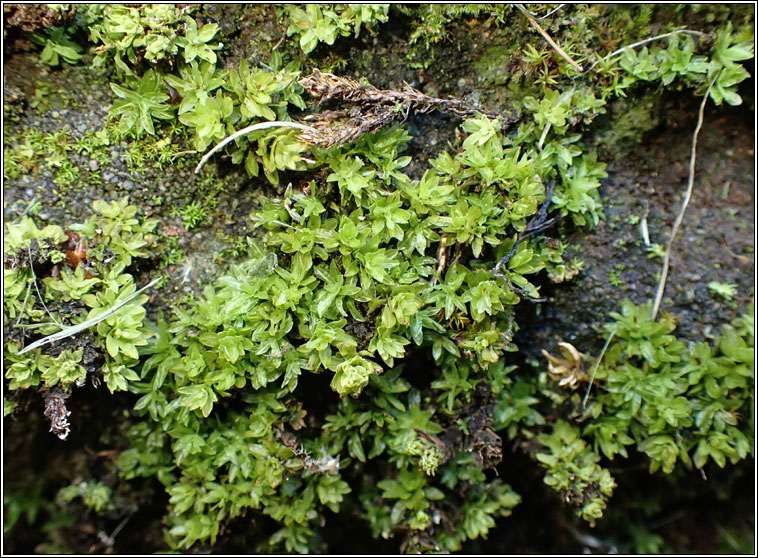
[14,282,32,327]
[108,512,133,541]
[194,121,320,174]
[582,329,615,410]
[538,121,552,150]
[170,149,197,161]
[28,245,62,327]
[587,29,705,72]
[650,75,717,321]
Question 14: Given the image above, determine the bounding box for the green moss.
[281,4,390,54]
[591,91,662,157]
[84,4,221,72]
[3,4,755,554]
[31,26,83,67]
[3,197,158,395]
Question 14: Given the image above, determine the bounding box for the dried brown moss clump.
[44,386,71,440]
[297,70,515,148]
[3,3,75,34]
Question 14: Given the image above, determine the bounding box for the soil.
[514,91,755,363]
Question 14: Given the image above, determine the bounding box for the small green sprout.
[175,201,210,230]
[109,70,177,136]
[283,4,389,54]
[646,243,666,259]
[57,480,114,513]
[3,398,19,417]
[707,281,738,300]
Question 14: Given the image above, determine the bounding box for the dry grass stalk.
[296,70,513,149]
[18,276,162,355]
[515,3,583,72]
[587,29,705,73]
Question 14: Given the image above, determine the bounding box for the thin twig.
[194,121,320,174]
[515,4,583,72]
[108,511,134,542]
[170,149,197,161]
[18,276,162,355]
[28,245,62,327]
[413,427,446,449]
[720,236,752,265]
[494,181,557,279]
[587,29,705,72]
[650,75,717,321]
[14,282,32,328]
